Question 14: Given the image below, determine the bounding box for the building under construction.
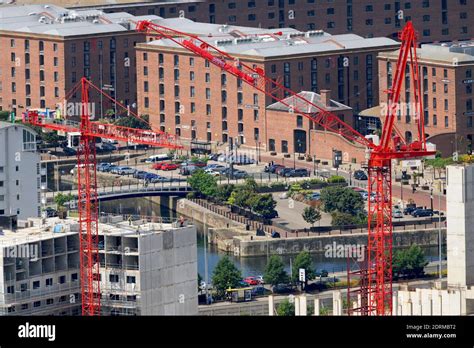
[0,216,198,315]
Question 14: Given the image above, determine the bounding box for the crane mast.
[136,20,435,315]
[26,78,182,315]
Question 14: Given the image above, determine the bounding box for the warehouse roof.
[0,4,162,36]
[145,18,399,57]
[379,41,474,64]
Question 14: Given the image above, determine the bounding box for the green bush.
[327,175,346,184]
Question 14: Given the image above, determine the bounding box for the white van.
[145,154,170,163]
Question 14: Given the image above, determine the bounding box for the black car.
[286,168,309,177]
[403,206,419,215]
[63,147,77,156]
[267,164,284,173]
[353,170,368,180]
[42,208,58,218]
[411,209,434,217]
[278,168,293,177]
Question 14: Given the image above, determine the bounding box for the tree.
[302,206,321,227]
[320,186,364,215]
[276,299,295,316]
[263,255,289,288]
[114,114,151,130]
[187,170,218,198]
[247,194,277,219]
[291,250,315,286]
[211,256,242,298]
[54,193,74,210]
[215,184,234,203]
[331,211,359,227]
[392,245,428,279]
[227,186,254,208]
[243,177,258,192]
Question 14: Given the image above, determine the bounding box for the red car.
[193,162,207,168]
[243,277,259,286]
[161,163,179,171]
[152,162,165,170]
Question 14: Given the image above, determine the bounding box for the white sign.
[401,160,421,168]
[299,268,306,282]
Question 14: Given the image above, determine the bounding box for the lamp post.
[349,164,352,186]
[430,187,434,211]
[438,186,442,280]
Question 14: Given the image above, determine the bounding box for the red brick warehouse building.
[79,0,474,44]
[136,18,399,152]
[0,4,159,117]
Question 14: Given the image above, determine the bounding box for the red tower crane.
[25,78,181,316]
[136,20,434,315]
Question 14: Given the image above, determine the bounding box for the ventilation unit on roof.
[216,39,233,46]
[306,30,324,37]
[234,37,252,44]
[287,32,305,40]
[28,12,37,16]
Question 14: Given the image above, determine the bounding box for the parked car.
[209,153,221,161]
[100,143,117,152]
[161,163,179,171]
[63,147,77,156]
[117,166,135,175]
[97,162,113,172]
[273,284,294,294]
[145,154,170,163]
[278,168,293,177]
[403,206,419,215]
[255,275,264,284]
[143,173,159,182]
[267,164,285,173]
[353,170,368,181]
[149,175,172,183]
[180,165,199,176]
[152,162,166,170]
[315,270,329,278]
[411,209,434,217]
[285,168,309,177]
[133,171,149,179]
[204,164,225,171]
[227,170,248,179]
[243,277,260,286]
[251,286,265,296]
[393,209,403,218]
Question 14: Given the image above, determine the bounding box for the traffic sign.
[299,268,306,282]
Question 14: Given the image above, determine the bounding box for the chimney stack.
[320,90,331,107]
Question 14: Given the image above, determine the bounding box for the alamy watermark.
[324,242,365,262]
[4,245,39,261]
